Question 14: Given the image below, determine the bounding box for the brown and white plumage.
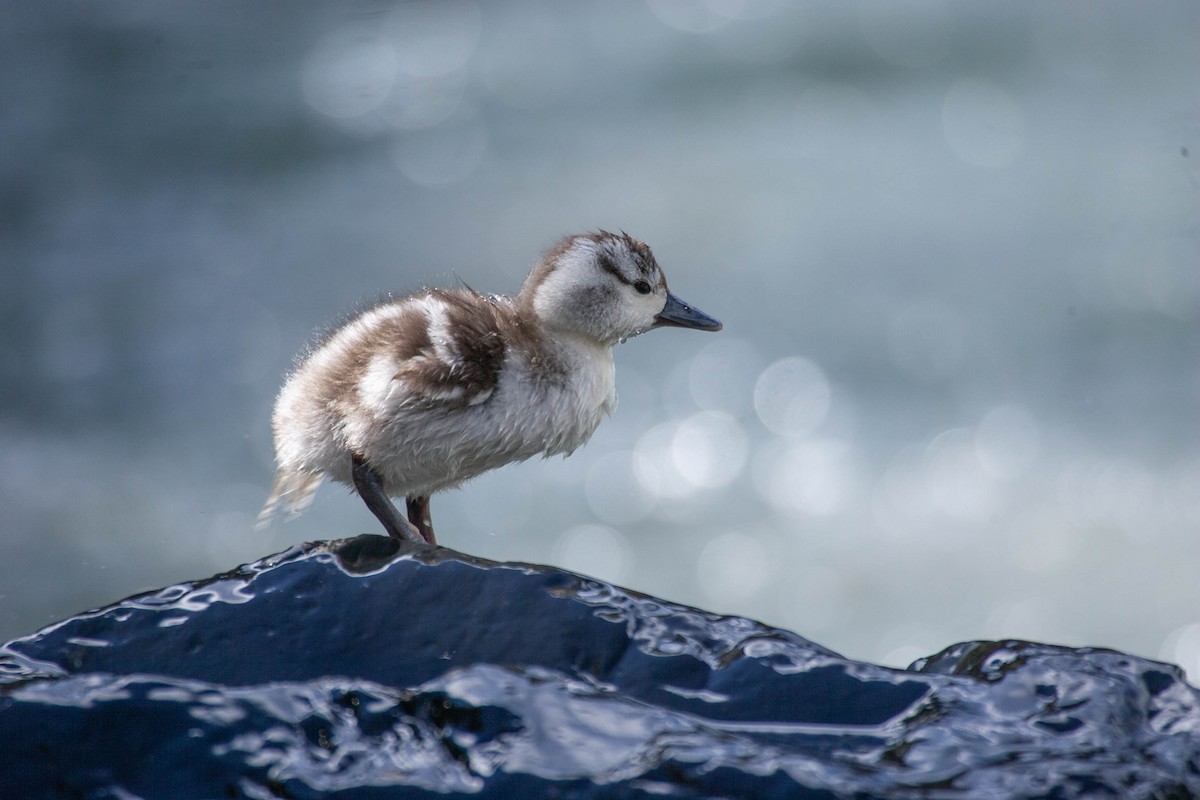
[257,231,721,544]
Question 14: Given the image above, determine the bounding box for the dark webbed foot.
[406,495,436,545]
[351,454,424,543]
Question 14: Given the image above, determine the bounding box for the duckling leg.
[405,496,437,544]
[351,454,424,543]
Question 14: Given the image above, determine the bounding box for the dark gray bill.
[654,292,723,332]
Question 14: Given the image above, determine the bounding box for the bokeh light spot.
[379,71,467,131]
[687,337,763,416]
[634,421,694,500]
[671,411,748,489]
[753,357,831,437]
[924,428,999,519]
[302,28,398,120]
[758,439,857,518]
[975,404,1040,479]
[632,412,747,500]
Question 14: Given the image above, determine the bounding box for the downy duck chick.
[257,231,721,544]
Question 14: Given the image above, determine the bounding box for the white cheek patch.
[533,240,597,321]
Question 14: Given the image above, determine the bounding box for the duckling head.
[520,231,722,346]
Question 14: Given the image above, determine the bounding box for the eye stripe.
[597,252,635,286]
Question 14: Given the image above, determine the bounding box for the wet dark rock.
[2,535,1198,799]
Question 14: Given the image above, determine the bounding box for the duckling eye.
[633,280,652,295]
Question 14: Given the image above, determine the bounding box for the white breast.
[503,333,617,458]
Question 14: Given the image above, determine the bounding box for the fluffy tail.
[255,470,325,529]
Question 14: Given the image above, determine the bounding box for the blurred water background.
[1,1,1197,673]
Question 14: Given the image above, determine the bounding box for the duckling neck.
[544,327,616,392]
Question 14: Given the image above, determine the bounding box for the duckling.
[257,231,722,544]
